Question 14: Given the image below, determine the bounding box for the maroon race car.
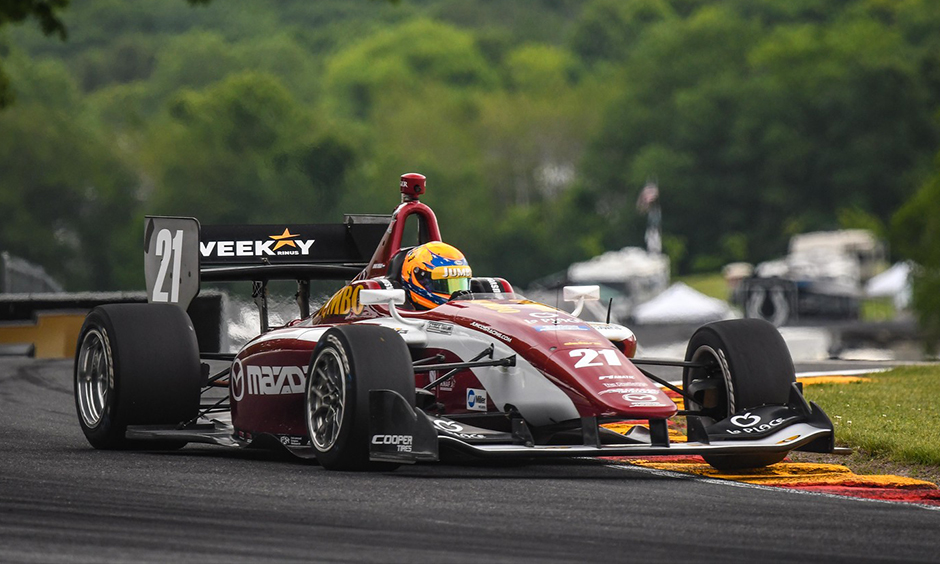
[73,173,837,471]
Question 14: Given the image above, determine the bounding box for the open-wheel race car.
[74,173,837,471]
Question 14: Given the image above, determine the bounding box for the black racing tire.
[682,319,796,470]
[305,324,415,471]
[73,304,202,450]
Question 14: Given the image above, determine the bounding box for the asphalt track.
[2,358,939,563]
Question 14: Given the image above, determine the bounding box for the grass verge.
[798,366,940,482]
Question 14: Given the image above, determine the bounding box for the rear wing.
[143,215,389,322]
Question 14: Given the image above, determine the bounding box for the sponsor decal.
[529,312,566,319]
[478,277,502,293]
[473,301,521,314]
[371,434,413,452]
[469,321,511,343]
[200,228,315,259]
[467,388,488,411]
[565,341,603,347]
[598,374,636,381]
[429,370,454,391]
[320,285,365,317]
[433,419,464,433]
[426,321,454,335]
[731,412,762,427]
[524,312,582,326]
[432,419,485,440]
[278,435,305,447]
[569,348,622,368]
[230,358,306,401]
[437,266,473,279]
[534,325,590,332]
[629,401,670,407]
[598,387,660,396]
[622,393,658,402]
[726,414,788,435]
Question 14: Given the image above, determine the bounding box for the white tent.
[631,282,734,324]
[567,247,669,285]
[865,261,912,309]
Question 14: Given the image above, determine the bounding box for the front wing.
[124,386,839,464]
[367,386,839,464]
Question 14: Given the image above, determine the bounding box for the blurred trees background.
[2,0,940,304]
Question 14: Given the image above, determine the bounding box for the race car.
[74,173,837,471]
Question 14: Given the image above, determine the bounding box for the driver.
[400,242,472,309]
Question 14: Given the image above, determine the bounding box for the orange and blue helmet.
[401,242,472,309]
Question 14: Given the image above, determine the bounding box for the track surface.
[2,358,939,563]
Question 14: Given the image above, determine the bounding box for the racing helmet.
[400,242,472,309]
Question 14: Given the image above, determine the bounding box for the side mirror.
[359,289,406,306]
[562,285,600,318]
[359,288,424,327]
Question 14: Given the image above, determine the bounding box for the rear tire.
[305,325,415,471]
[682,319,795,470]
[74,304,202,450]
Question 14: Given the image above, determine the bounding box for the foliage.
[892,167,940,348]
[0,54,137,289]
[145,71,352,225]
[569,0,675,66]
[0,0,69,107]
[580,1,940,272]
[324,18,497,120]
[1,0,940,299]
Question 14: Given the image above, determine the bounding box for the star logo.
[269,228,299,251]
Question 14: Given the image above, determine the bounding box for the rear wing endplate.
[144,215,389,312]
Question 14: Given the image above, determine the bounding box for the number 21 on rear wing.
[144,216,202,310]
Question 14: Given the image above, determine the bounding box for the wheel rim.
[307,346,347,452]
[687,345,732,417]
[77,328,111,428]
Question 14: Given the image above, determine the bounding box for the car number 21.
[568,348,622,368]
[152,228,183,303]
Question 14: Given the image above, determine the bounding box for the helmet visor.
[428,277,470,296]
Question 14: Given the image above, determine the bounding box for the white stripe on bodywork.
[426,323,580,426]
[357,317,579,425]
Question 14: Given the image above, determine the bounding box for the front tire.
[74,304,202,450]
[305,325,415,471]
[682,319,796,470]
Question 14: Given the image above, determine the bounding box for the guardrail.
[0,291,225,358]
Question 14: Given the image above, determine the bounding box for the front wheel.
[305,325,415,471]
[682,319,796,470]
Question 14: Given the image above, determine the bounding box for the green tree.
[892,165,940,349]
[0,55,138,289]
[581,2,940,272]
[569,0,674,66]
[324,18,498,120]
[145,71,354,225]
[0,0,69,107]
